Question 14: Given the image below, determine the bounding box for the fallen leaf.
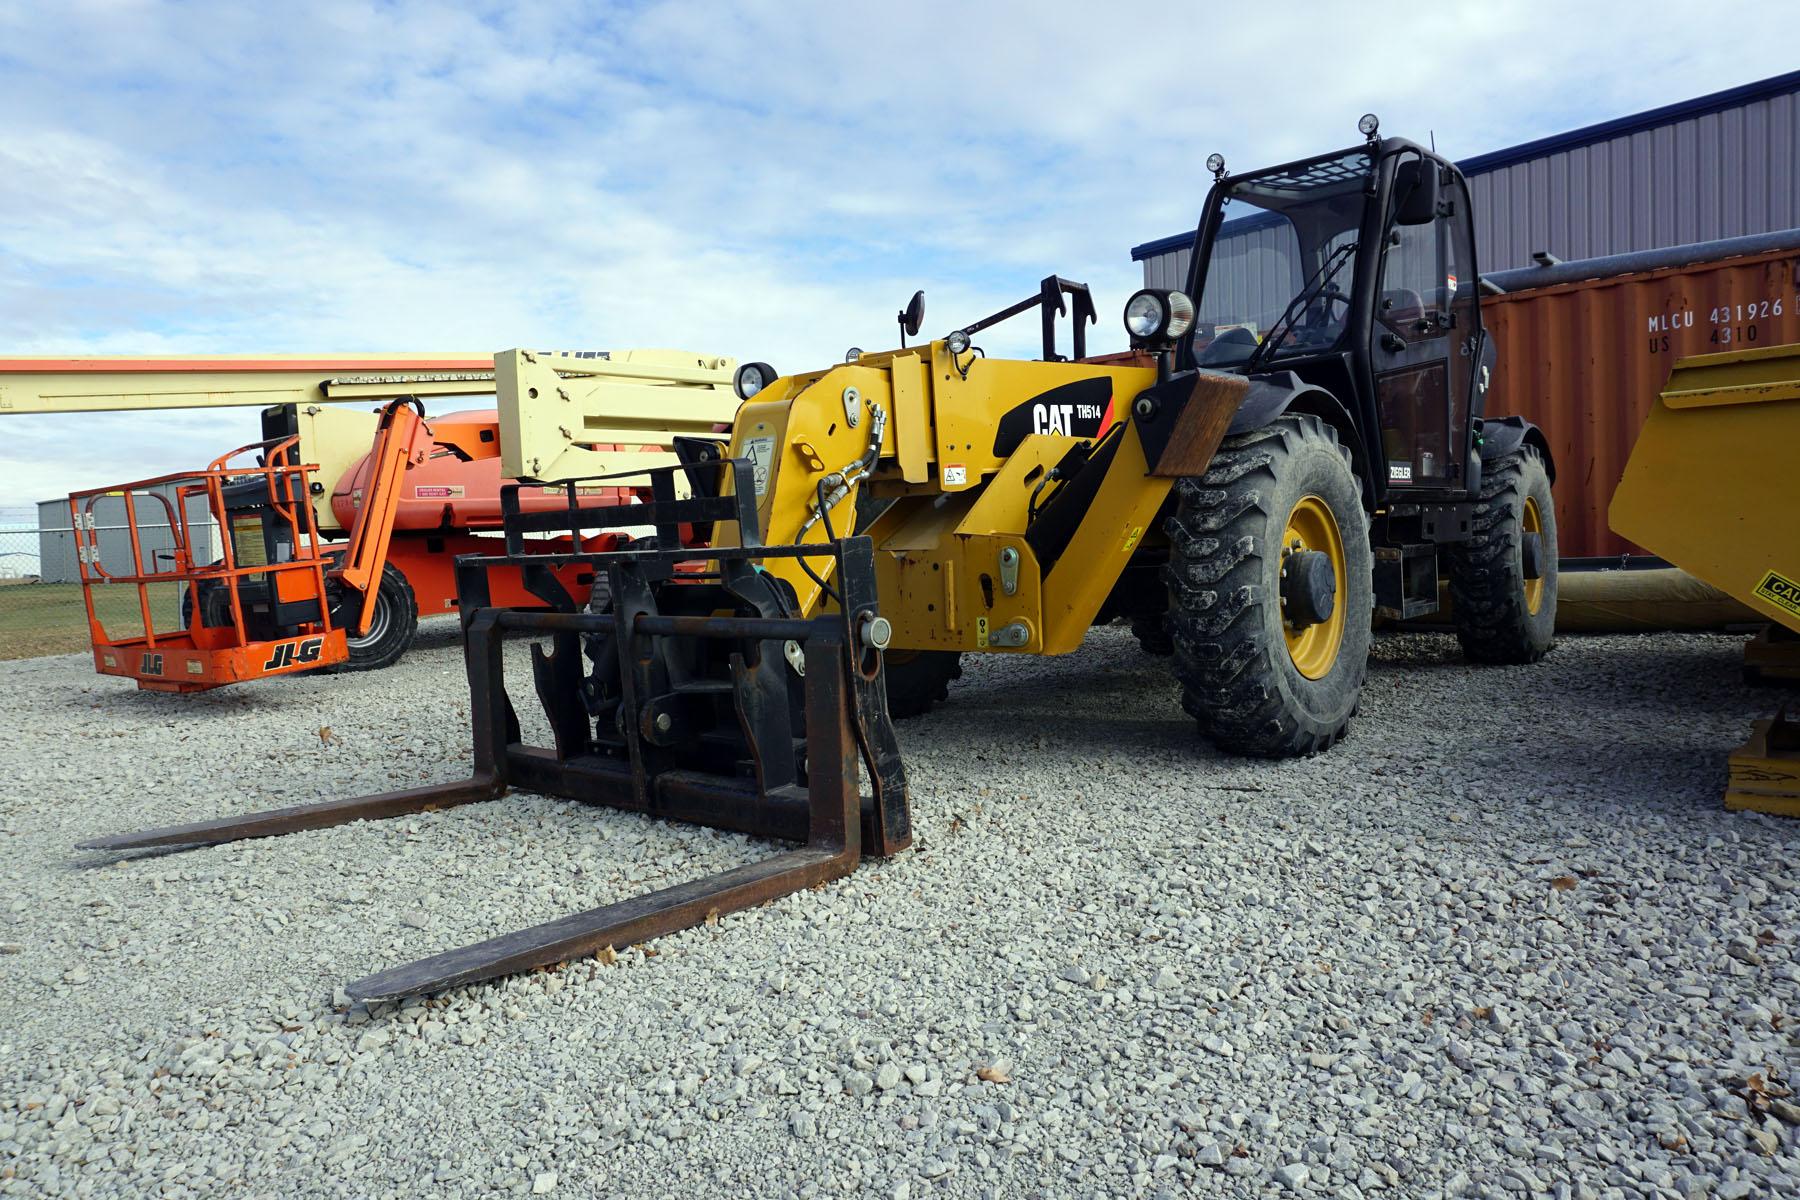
[1422,1009,1435,1026]
[1550,876,1578,891]
[703,909,720,927]
[1758,929,1779,946]
[976,1065,1011,1084]
[594,945,617,966]
[1473,1006,1492,1020]
[318,726,334,745]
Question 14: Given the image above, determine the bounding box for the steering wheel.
[1298,286,1352,336]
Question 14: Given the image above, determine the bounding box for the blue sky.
[1,0,1794,510]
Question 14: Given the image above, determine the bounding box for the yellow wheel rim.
[1281,495,1347,680]
[1522,497,1545,615]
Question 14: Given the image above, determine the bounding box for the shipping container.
[1481,228,1800,560]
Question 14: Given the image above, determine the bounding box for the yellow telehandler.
[89,120,1560,1000]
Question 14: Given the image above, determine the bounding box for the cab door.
[1369,153,1480,492]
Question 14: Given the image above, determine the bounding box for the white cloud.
[0,0,1793,507]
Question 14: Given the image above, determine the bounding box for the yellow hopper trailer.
[1610,341,1800,814]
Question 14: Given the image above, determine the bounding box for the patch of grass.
[0,581,186,661]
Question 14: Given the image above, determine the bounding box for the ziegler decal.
[990,378,1113,456]
[1754,569,1800,618]
[262,636,326,671]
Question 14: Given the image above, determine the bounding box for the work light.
[734,362,777,400]
[1358,113,1380,138]
[1123,289,1195,344]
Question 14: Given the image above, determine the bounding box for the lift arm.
[0,354,511,414]
[334,398,429,634]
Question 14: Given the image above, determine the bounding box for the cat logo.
[262,636,326,671]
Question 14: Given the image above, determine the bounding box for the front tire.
[882,649,962,719]
[1164,415,1373,757]
[326,562,419,672]
[1446,447,1557,664]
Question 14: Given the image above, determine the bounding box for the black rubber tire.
[1446,447,1557,664]
[326,562,419,673]
[1164,414,1373,757]
[1130,614,1174,656]
[882,649,962,719]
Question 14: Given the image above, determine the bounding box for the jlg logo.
[262,636,325,671]
[140,652,165,676]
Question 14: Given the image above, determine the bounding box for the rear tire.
[327,562,419,672]
[1446,447,1556,664]
[1164,415,1373,757]
[1130,614,1173,656]
[882,649,962,719]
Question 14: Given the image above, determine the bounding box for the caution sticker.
[415,484,465,499]
[1754,569,1800,618]
[1122,525,1144,554]
[943,464,968,487]
[744,436,775,497]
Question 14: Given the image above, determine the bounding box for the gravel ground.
[3,622,1799,1199]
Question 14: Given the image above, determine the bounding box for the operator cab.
[1170,124,1488,501]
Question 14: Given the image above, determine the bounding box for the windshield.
[1191,149,1372,367]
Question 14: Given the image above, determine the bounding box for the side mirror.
[1393,159,1440,226]
[898,290,926,340]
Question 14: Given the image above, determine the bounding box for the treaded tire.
[1130,614,1173,656]
[1446,447,1557,664]
[1164,414,1373,757]
[882,649,962,719]
[327,562,419,673]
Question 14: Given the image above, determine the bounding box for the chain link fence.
[0,506,215,661]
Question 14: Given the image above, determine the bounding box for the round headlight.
[1205,152,1226,176]
[845,347,862,364]
[733,361,776,400]
[1124,290,1169,340]
[1164,290,1195,339]
[1358,112,1380,138]
[944,329,970,356]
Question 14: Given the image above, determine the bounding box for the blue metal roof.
[1130,68,1800,262]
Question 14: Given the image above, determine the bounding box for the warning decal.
[415,485,465,499]
[1753,569,1800,618]
[744,436,775,497]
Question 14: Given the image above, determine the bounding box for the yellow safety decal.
[976,616,989,649]
[231,516,269,567]
[1754,570,1800,617]
[1122,525,1144,554]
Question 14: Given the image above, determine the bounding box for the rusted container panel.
[1482,242,1800,559]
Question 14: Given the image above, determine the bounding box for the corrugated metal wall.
[1469,90,1800,271]
[37,489,217,584]
[1482,244,1800,559]
[1135,76,1800,285]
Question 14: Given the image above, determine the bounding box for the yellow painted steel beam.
[0,354,502,414]
[495,349,740,482]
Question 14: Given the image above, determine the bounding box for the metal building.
[1131,69,1800,292]
[37,488,217,585]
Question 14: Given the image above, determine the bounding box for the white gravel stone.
[1,626,1796,1198]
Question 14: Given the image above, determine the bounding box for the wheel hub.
[1281,550,1337,627]
[1521,497,1546,615]
[1280,495,1348,681]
